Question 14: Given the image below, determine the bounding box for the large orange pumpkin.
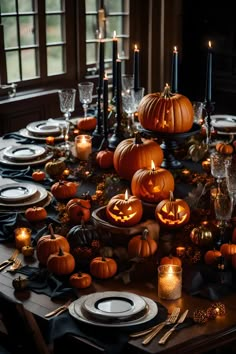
[138,84,194,133]
[47,248,75,275]
[113,132,163,180]
[106,192,143,227]
[131,163,175,203]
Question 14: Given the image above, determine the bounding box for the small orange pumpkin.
[69,272,92,288]
[160,254,182,267]
[77,117,97,131]
[90,257,117,279]
[51,180,78,199]
[47,248,75,275]
[204,249,222,265]
[127,229,158,258]
[32,170,46,181]
[220,243,236,260]
[21,245,35,257]
[96,149,114,169]
[66,198,91,224]
[216,143,234,155]
[25,206,47,222]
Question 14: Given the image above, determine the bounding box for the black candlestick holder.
[203,100,215,146]
[92,86,104,148]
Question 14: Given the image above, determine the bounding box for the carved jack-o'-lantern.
[155,191,190,228]
[106,190,143,227]
[131,161,175,203]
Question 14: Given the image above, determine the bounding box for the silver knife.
[158,309,189,345]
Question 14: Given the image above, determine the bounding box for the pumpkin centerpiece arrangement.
[138,84,194,133]
[36,224,70,265]
[155,191,190,228]
[51,180,78,200]
[131,161,175,203]
[113,132,163,180]
[106,190,143,227]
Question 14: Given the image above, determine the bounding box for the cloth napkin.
[17,265,77,300]
[2,132,36,144]
[47,300,169,354]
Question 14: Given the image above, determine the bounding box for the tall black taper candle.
[112,31,118,98]
[171,46,178,93]
[103,74,108,140]
[99,35,105,89]
[133,44,140,90]
[205,41,212,103]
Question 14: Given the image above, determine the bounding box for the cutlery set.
[0,250,20,272]
[44,299,73,318]
[130,307,189,345]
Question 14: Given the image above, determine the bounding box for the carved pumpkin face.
[155,192,190,228]
[106,192,143,227]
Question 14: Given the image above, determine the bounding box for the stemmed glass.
[58,88,76,150]
[225,159,236,205]
[122,89,136,137]
[78,82,94,120]
[210,151,229,190]
[214,190,233,247]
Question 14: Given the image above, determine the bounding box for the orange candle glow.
[14,228,31,250]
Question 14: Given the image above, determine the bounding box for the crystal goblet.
[58,88,76,150]
[78,82,94,120]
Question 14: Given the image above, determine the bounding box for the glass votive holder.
[75,134,92,160]
[176,246,186,257]
[158,264,182,300]
[14,228,32,250]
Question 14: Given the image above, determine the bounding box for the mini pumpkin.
[204,249,222,265]
[22,245,35,257]
[36,224,70,265]
[190,225,214,248]
[90,256,117,279]
[69,272,92,289]
[25,206,47,222]
[45,158,66,178]
[220,243,236,260]
[127,229,158,258]
[216,142,234,155]
[96,149,114,169]
[51,180,78,199]
[160,254,182,267]
[47,248,75,275]
[77,117,97,131]
[12,276,29,290]
[138,84,194,133]
[188,143,208,162]
[32,170,46,181]
[106,191,143,227]
[66,198,91,224]
[155,191,190,228]
[131,164,175,203]
[113,132,163,180]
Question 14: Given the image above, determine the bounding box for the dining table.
[0,121,236,354]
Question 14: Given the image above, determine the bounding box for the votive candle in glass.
[14,228,31,250]
[176,246,186,257]
[158,264,182,300]
[75,135,92,160]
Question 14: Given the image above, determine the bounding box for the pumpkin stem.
[78,271,82,277]
[141,229,149,240]
[101,257,107,262]
[162,83,174,99]
[58,247,64,256]
[48,224,56,239]
[134,132,143,145]
[169,191,175,201]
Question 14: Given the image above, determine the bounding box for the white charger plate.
[211,114,236,132]
[83,291,146,320]
[3,144,46,161]
[69,295,158,328]
[0,149,53,166]
[0,183,38,202]
[0,184,48,207]
[26,121,61,136]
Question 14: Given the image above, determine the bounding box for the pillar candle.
[205,41,212,103]
[133,44,140,90]
[99,35,105,89]
[103,74,108,139]
[171,46,178,93]
[75,135,92,160]
[14,228,31,250]
[112,31,118,98]
[158,264,182,300]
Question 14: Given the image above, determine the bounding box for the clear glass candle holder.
[75,134,92,160]
[158,264,182,300]
[14,227,32,250]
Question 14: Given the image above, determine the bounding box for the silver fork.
[142,307,181,345]
[6,258,22,273]
[0,249,19,271]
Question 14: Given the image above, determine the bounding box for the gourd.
[69,272,92,289]
[138,84,194,133]
[47,248,75,275]
[190,225,213,247]
[155,192,190,228]
[51,180,78,199]
[66,198,91,224]
[22,245,35,257]
[96,149,114,169]
[113,132,163,180]
[12,276,29,290]
[77,117,97,131]
[45,158,66,178]
[215,142,234,155]
[127,229,158,258]
[36,224,70,265]
[106,192,143,227]
[90,257,117,279]
[131,164,175,203]
[32,170,46,181]
[25,206,47,222]
[204,249,222,265]
[160,254,182,267]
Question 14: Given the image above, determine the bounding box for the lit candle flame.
[113,30,117,39]
[208,41,212,48]
[173,46,178,53]
[104,72,108,80]
[134,44,139,52]
[151,160,156,170]
[125,189,129,201]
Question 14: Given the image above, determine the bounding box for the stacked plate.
[19,119,65,141]
[0,144,53,166]
[69,291,158,328]
[0,182,50,208]
[211,114,236,134]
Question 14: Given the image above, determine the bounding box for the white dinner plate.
[26,121,62,136]
[211,114,236,133]
[0,183,38,202]
[83,291,147,320]
[3,144,46,161]
[0,149,53,166]
[18,128,64,141]
[0,184,48,207]
[69,295,158,328]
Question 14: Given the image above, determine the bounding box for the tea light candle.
[75,135,92,160]
[202,158,211,172]
[46,136,55,145]
[158,264,182,300]
[176,246,186,257]
[14,228,31,250]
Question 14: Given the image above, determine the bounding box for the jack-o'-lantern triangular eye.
[177,205,185,213]
[127,206,132,211]
[148,180,153,186]
[113,205,119,210]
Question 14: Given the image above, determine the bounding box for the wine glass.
[122,74,134,92]
[210,151,230,190]
[122,89,136,137]
[225,159,236,205]
[58,88,76,150]
[214,190,233,247]
[78,82,94,120]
